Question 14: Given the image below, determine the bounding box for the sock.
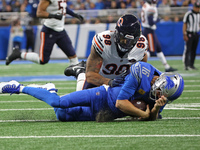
[76,73,86,91]
[22,87,60,107]
[21,52,40,64]
[156,52,170,69]
[146,51,151,58]
[19,86,25,93]
[69,57,79,65]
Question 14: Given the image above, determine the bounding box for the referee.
[183,1,200,70]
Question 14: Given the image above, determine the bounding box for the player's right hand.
[108,76,125,87]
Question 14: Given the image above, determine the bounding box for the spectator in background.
[182,1,200,70]
[175,0,184,6]
[94,17,101,24]
[73,0,81,10]
[127,1,137,9]
[174,16,180,22]
[10,18,24,50]
[170,0,181,7]
[106,15,115,23]
[104,0,112,9]
[95,0,104,9]
[79,3,86,10]
[118,1,127,9]
[11,0,21,12]
[110,1,117,9]
[1,0,12,12]
[84,0,91,10]
[23,15,35,52]
[160,15,172,23]
[158,0,171,14]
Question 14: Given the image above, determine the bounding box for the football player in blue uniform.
[0,62,184,122]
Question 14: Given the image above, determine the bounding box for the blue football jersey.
[116,61,162,106]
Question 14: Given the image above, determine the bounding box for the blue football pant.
[22,86,107,121]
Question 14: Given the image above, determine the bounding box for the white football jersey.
[92,30,148,79]
[141,2,158,30]
[44,0,67,32]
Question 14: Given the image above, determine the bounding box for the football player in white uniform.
[65,14,149,91]
[6,0,83,67]
[141,0,177,72]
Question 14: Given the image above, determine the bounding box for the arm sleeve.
[117,63,142,100]
[66,7,76,17]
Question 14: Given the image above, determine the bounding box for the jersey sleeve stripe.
[96,35,104,48]
[93,44,102,55]
[94,35,104,52]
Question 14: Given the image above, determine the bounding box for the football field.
[0,57,200,150]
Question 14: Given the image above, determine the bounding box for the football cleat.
[188,66,198,70]
[0,80,21,94]
[27,83,58,93]
[165,67,177,72]
[5,47,21,65]
[64,60,86,78]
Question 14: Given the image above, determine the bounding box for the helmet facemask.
[114,29,140,53]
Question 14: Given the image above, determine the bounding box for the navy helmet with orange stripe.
[114,14,141,53]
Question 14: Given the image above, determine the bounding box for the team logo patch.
[165,76,175,90]
[117,18,123,27]
[138,89,145,95]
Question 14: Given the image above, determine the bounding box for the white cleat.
[0,80,20,94]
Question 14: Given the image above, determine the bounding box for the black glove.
[108,76,125,87]
[74,13,84,22]
[48,13,63,20]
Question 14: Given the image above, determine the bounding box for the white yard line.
[0,135,199,139]
[0,117,199,123]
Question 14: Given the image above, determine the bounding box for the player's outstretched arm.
[86,46,110,86]
[36,0,50,18]
[115,99,150,119]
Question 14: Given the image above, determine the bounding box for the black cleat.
[185,66,188,71]
[165,67,177,72]
[64,60,86,78]
[188,66,198,70]
[5,47,21,65]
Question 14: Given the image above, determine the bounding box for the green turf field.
[0,58,200,150]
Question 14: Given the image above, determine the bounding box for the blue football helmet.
[150,73,184,103]
[114,14,141,53]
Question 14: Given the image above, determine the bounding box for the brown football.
[131,100,147,111]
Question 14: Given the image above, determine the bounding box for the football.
[131,100,147,111]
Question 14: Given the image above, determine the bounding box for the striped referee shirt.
[183,10,200,33]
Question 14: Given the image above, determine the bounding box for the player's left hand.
[108,76,125,87]
[75,14,84,22]
[155,96,167,107]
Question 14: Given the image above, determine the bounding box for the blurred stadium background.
[0,0,200,60]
